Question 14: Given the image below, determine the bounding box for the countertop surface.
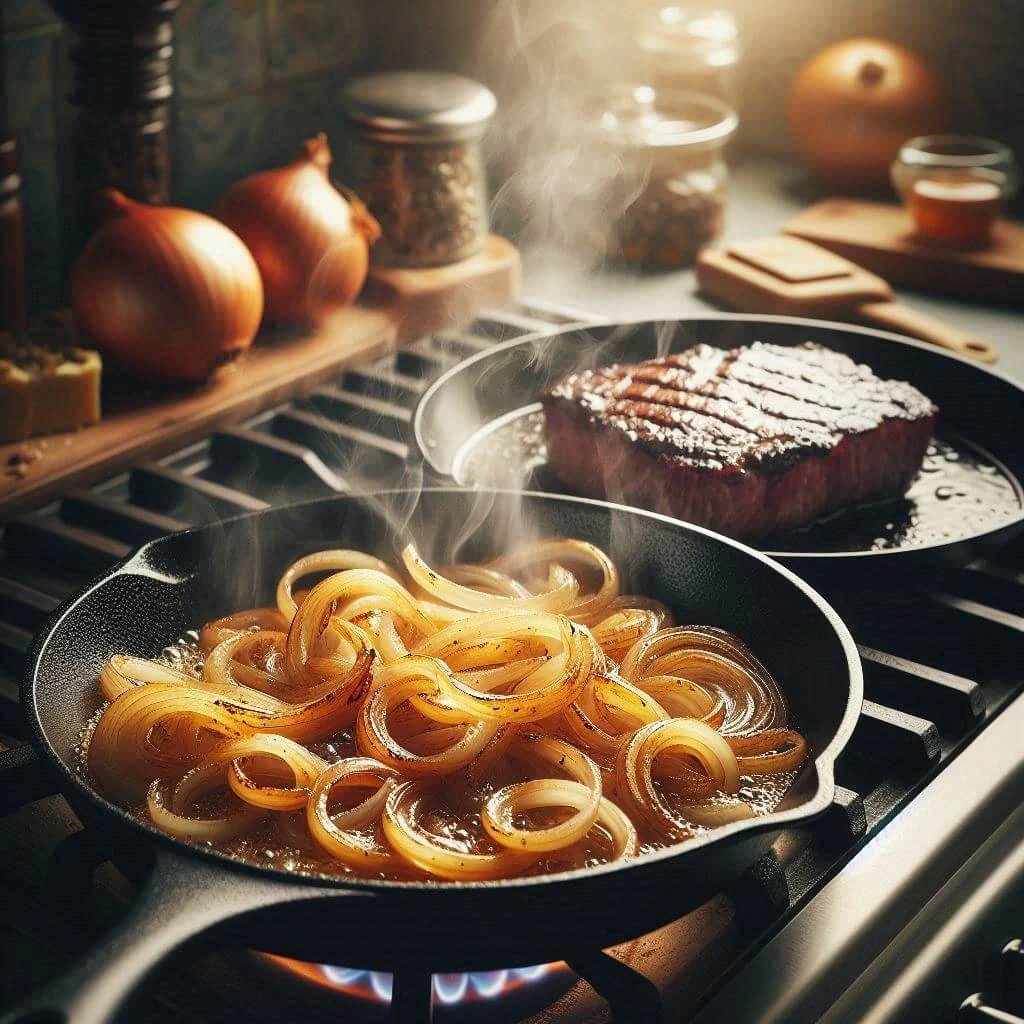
[521,156,1024,383]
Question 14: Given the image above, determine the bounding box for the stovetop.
[1,300,1023,1024]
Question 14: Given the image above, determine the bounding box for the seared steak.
[542,342,938,541]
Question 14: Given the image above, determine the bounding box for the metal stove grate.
[1,301,1023,1023]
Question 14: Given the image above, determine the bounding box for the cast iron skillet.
[9,489,861,1024]
[413,315,1024,575]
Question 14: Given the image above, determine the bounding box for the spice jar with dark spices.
[340,71,496,268]
[595,86,737,267]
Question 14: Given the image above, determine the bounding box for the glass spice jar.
[340,71,496,268]
[595,85,737,267]
[635,6,741,110]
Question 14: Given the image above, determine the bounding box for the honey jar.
[891,136,1019,246]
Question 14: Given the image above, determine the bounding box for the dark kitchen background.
[4,0,1023,317]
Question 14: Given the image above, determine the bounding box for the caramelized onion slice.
[633,675,723,725]
[383,781,537,881]
[490,539,620,619]
[621,626,786,736]
[412,614,598,724]
[562,674,670,757]
[356,670,502,777]
[199,608,288,655]
[483,736,602,852]
[486,779,638,863]
[287,570,433,684]
[99,655,198,702]
[588,608,664,662]
[213,623,376,744]
[276,550,399,620]
[616,718,742,836]
[402,543,579,613]
[147,768,263,842]
[307,757,404,871]
[726,728,807,774]
[443,565,531,598]
[224,734,327,811]
[88,683,251,805]
[203,632,292,705]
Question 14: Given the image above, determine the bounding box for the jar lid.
[340,71,497,143]
[593,85,737,151]
[637,7,740,63]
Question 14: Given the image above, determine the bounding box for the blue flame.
[319,964,552,1005]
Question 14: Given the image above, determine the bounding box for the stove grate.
[0,301,1022,1023]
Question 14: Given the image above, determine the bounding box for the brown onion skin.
[213,134,379,323]
[72,190,263,383]
[788,37,949,190]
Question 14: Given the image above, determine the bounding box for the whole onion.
[788,37,950,190]
[213,134,380,323]
[72,190,264,383]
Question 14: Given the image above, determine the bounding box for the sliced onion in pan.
[383,781,538,881]
[490,539,620,619]
[616,718,741,836]
[307,757,404,871]
[483,736,602,852]
[276,550,399,620]
[403,543,579,614]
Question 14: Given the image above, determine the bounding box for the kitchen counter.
[521,155,1024,383]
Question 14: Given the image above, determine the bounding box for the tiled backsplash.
[4,0,1022,315]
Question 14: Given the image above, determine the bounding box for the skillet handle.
[1,846,290,1024]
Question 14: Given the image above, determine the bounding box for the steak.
[542,341,938,541]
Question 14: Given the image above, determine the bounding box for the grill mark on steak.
[600,389,834,456]
[542,341,939,539]
[593,366,843,436]
[554,344,935,465]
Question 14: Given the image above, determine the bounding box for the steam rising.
[480,0,648,279]
[201,1,673,601]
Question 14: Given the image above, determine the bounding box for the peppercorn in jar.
[340,71,496,268]
[593,85,737,267]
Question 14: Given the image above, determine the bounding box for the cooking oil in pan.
[456,408,1021,554]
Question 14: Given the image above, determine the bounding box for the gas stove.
[1,301,1022,1023]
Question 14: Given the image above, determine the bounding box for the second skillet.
[413,315,1024,575]
[10,489,860,1024]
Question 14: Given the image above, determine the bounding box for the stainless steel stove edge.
[692,692,1024,1024]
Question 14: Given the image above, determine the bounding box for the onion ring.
[307,757,405,872]
[382,781,537,881]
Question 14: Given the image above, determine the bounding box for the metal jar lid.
[340,71,497,144]
[593,84,737,153]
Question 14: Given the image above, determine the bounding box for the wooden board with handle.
[0,236,520,518]
[785,198,1024,305]
[696,236,998,363]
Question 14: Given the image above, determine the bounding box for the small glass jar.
[594,85,737,267]
[340,71,496,268]
[635,6,741,109]
[891,135,1019,246]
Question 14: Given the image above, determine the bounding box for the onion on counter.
[71,189,264,383]
[788,37,949,189]
[213,134,381,324]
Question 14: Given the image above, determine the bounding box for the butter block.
[0,333,102,443]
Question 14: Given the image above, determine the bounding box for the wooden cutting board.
[785,198,1024,306]
[696,236,998,363]
[0,236,520,518]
